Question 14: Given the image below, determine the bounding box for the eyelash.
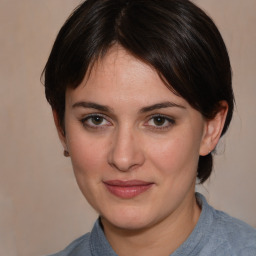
[80,114,112,129]
[80,114,175,131]
[145,114,175,130]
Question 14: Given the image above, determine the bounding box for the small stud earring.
[64,150,70,157]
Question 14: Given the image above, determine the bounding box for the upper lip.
[103,180,154,186]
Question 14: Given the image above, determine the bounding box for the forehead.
[90,46,158,88]
[66,45,188,108]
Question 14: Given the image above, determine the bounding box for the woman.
[43,0,256,255]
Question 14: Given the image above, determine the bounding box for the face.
[59,46,214,231]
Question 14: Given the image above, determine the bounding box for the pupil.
[154,117,165,126]
[92,116,103,125]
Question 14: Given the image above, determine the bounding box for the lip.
[103,180,154,199]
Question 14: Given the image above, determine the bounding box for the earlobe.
[200,101,228,156]
[52,110,67,150]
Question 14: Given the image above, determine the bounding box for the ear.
[200,101,228,156]
[52,110,68,151]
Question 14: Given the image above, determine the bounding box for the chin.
[100,206,158,231]
[105,217,152,231]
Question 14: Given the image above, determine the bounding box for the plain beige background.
[0,0,255,255]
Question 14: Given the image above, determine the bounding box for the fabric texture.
[48,193,256,256]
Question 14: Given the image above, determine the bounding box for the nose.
[107,126,145,172]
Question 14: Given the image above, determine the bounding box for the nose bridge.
[108,124,144,171]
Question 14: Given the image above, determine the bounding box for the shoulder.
[212,209,256,255]
[195,193,256,256]
[46,218,117,256]
[47,232,91,256]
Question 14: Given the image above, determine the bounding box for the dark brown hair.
[42,0,234,183]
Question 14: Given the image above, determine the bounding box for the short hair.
[42,0,234,183]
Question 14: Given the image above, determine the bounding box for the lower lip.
[104,183,153,199]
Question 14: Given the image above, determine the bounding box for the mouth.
[103,180,154,199]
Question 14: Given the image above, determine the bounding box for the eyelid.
[80,113,112,128]
[144,114,175,129]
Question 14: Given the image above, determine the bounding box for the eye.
[145,115,175,130]
[81,114,111,128]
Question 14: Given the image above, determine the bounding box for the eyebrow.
[72,102,112,112]
[72,101,185,113]
[139,101,185,113]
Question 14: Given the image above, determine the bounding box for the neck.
[101,193,201,256]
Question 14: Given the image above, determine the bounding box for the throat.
[100,199,201,256]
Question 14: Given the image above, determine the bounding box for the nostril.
[111,162,140,172]
[108,155,137,172]
[107,128,145,172]
[107,145,145,172]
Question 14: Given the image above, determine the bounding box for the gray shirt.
[48,193,256,256]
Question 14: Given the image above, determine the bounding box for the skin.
[54,45,228,256]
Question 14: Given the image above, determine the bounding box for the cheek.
[147,133,200,178]
[66,133,108,207]
[66,128,107,179]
